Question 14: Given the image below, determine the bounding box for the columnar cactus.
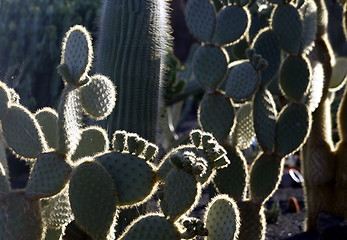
[96,0,171,142]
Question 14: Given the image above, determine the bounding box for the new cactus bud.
[112,130,127,152]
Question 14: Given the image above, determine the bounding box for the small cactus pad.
[71,126,109,161]
[119,214,181,240]
[214,146,248,200]
[95,151,157,206]
[57,86,83,157]
[0,190,43,240]
[275,103,311,157]
[253,89,277,153]
[69,161,118,240]
[232,103,256,149]
[198,93,235,141]
[299,0,317,54]
[112,130,127,152]
[61,25,93,84]
[193,45,228,91]
[205,195,240,240]
[0,82,10,119]
[2,104,47,159]
[271,4,303,55]
[160,169,200,222]
[26,152,72,200]
[213,5,250,46]
[329,57,347,91]
[42,187,72,229]
[225,61,259,100]
[79,74,116,120]
[251,28,281,86]
[35,107,59,149]
[280,55,312,102]
[250,153,283,203]
[185,0,217,43]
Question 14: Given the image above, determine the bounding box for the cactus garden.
[0,0,347,239]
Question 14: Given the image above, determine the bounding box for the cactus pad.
[198,92,235,141]
[214,146,248,200]
[80,74,116,120]
[299,0,317,54]
[61,25,93,84]
[225,61,259,100]
[329,57,347,91]
[35,107,59,149]
[119,214,180,240]
[232,103,256,149]
[0,82,10,119]
[253,89,277,153]
[185,0,216,43]
[193,45,228,91]
[42,187,72,229]
[2,104,47,159]
[26,152,71,200]
[249,153,283,203]
[205,195,240,240]
[251,28,281,86]
[95,151,157,206]
[271,4,303,55]
[57,86,83,157]
[160,168,200,221]
[275,103,311,157]
[69,161,118,240]
[213,5,250,46]
[71,126,109,161]
[279,55,312,102]
[0,190,43,240]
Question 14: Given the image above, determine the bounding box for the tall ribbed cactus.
[96,0,171,142]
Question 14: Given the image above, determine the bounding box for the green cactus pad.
[42,187,72,229]
[250,153,283,203]
[61,25,93,85]
[251,28,281,86]
[26,152,71,200]
[237,201,265,240]
[160,168,200,222]
[271,4,303,55]
[253,89,277,153]
[35,107,59,149]
[144,143,159,161]
[79,74,116,120]
[0,82,10,119]
[0,190,43,240]
[274,103,311,157]
[205,195,240,240]
[198,92,235,141]
[213,5,250,46]
[299,0,317,54]
[71,126,109,161]
[69,161,117,240]
[329,57,347,91]
[193,45,228,91]
[214,146,248,200]
[279,55,312,102]
[2,104,47,159]
[119,214,180,240]
[95,151,157,207]
[57,86,83,157]
[232,104,256,149]
[225,61,259,100]
[185,0,217,43]
[112,130,127,152]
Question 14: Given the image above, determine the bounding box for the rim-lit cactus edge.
[0,0,347,240]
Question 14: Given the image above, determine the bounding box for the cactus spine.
[96,0,171,142]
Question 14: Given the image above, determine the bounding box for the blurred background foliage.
[0,0,101,110]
